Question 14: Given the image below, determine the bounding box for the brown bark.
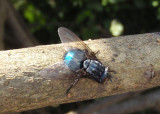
[0,32,160,112]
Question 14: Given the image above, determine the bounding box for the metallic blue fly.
[39,27,111,94]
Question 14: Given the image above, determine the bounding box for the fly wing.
[58,27,97,59]
[39,61,77,80]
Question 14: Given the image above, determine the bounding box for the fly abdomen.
[64,49,87,71]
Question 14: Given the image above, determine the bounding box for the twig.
[0,32,160,112]
[77,89,160,114]
[77,92,141,114]
[3,0,39,49]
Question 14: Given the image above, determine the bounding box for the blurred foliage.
[11,0,160,44]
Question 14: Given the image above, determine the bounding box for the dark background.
[11,0,160,44]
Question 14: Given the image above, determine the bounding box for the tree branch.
[4,0,39,49]
[0,32,160,112]
[77,89,160,114]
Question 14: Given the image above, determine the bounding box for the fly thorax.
[83,59,91,69]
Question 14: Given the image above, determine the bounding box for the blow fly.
[39,27,111,94]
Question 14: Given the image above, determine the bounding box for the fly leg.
[95,50,100,55]
[66,68,89,94]
[107,74,113,83]
[107,67,117,83]
[76,68,89,77]
[66,78,79,94]
[66,68,90,94]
